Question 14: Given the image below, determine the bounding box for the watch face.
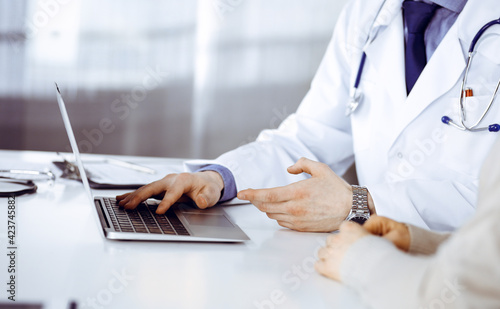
[349,216,368,225]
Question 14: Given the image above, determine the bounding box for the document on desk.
[83,161,184,189]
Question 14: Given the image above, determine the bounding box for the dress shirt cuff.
[196,164,237,202]
[407,224,451,255]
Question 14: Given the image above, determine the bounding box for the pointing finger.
[237,186,291,204]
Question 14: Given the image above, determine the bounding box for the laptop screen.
[55,83,94,204]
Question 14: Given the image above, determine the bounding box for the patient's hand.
[116,171,224,214]
[364,216,410,252]
[315,221,370,281]
[315,216,410,282]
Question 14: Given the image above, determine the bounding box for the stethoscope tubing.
[469,18,500,53]
[448,18,500,132]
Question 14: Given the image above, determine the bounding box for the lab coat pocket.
[443,81,499,129]
[439,89,500,177]
[460,94,495,128]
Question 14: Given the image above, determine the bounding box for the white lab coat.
[186,0,500,231]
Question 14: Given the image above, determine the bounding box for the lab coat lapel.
[399,20,465,129]
[363,2,407,108]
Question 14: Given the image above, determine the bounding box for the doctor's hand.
[116,171,224,214]
[237,157,375,232]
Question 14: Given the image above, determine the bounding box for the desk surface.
[0,150,365,309]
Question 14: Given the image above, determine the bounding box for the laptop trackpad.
[183,213,234,228]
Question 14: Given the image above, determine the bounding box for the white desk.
[0,150,366,309]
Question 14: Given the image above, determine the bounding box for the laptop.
[55,83,249,242]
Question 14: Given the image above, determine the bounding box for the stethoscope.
[0,169,55,197]
[346,6,500,133]
[345,2,386,117]
[441,18,500,132]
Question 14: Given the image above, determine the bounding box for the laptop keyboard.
[103,197,190,236]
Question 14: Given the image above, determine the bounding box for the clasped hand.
[315,216,411,282]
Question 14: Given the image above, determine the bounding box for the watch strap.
[350,185,370,217]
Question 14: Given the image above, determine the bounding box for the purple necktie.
[403,0,438,94]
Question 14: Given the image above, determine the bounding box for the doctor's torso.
[343,0,500,188]
[210,0,500,230]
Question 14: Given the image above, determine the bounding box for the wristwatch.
[346,185,370,225]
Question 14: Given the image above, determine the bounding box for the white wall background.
[0,0,348,159]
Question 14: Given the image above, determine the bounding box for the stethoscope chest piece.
[346,93,363,116]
